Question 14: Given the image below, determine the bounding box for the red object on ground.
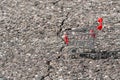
[90,29,96,38]
[64,34,69,45]
[97,23,102,30]
[97,17,103,30]
[98,18,103,23]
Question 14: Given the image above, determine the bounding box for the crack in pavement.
[53,0,61,5]
[57,12,70,36]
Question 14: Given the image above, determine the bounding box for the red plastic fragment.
[97,22,103,30]
[97,24,102,30]
[64,34,69,45]
[97,18,103,30]
[98,17,103,23]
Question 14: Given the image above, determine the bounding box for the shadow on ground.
[69,50,120,60]
[79,50,120,60]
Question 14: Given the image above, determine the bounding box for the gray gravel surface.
[0,0,120,80]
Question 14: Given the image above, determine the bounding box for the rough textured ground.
[0,0,120,80]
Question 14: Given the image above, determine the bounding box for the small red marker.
[97,18,103,30]
[63,33,69,45]
[97,24,102,30]
[98,17,103,23]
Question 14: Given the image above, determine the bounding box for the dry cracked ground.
[0,0,120,80]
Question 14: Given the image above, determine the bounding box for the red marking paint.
[97,23,102,30]
[97,18,103,30]
[64,34,69,45]
[98,18,103,23]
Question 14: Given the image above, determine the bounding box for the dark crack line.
[59,46,65,52]
[57,19,66,36]
[57,12,70,36]
[41,60,53,80]
[53,0,61,5]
